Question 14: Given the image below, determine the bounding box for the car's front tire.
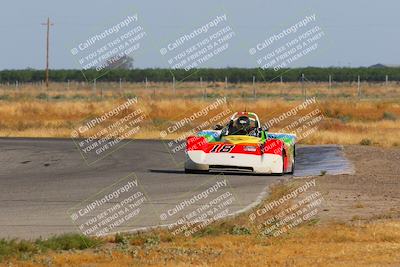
[274,150,285,176]
[184,152,209,173]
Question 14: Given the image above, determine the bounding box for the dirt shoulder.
[313,145,400,222]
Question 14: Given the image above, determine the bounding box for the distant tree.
[369,63,387,68]
[105,55,134,70]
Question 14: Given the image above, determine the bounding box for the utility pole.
[41,18,54,88]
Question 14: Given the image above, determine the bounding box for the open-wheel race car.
[184,112,296,175]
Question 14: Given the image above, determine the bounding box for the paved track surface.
[0,138,353,239]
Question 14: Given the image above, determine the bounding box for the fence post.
[200,77,203,98]
[173,76,175,94]
[280,76,283,84]
[93,78,96,94]
[203,78,207,99]
[301,73,306,100]
[253,76,256,99]
[385,75,388,85]
[357,75,361,97]
[329,75,332,88]
[145,77,148,89]
[225,76,228,89]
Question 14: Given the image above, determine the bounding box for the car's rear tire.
[289,145,296,175]
[289,161,295,175]
[184,168,208,174]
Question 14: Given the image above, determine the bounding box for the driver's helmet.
[234,116,251,133]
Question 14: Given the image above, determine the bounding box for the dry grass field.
[0,82,399,147]
[4,222,400,267]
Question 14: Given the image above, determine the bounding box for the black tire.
[288,160,295,175]
[184,169,208,174]
[276,150,285,176]
[289,145,296,175]
[184,168,194,174]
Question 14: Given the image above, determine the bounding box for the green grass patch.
[0,239,39,261]
[0,234,102,262]
[35,233,102,251]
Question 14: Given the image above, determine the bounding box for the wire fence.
[1,75,400,100]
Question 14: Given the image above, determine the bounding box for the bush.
[0,239,39,261]
[231,225,251,235]
[194,226,224,237]
[35,233,102,251]
[36,93,48,100]
[383,112,397,121]
[71,94,86,100]
[0,94,10,100]
[339,115,351,123]
[52,94,66,100]
[360,139,372,146]
[0,234,102,261]
[144,236,160,247]
[123,92,136,99]
[115,233,128,245]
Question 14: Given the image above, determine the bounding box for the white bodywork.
[185,150,283,174]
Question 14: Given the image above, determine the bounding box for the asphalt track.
[0,138,353,239]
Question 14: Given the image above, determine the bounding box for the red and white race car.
[184,112,296,175]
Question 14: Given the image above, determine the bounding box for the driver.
[230,115,253,135]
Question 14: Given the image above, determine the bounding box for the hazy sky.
[0,0,398,70]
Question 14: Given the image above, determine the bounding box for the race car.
[184,112,296,175]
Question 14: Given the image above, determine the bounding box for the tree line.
[0,67,399,83]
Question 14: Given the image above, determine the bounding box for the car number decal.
[210,144,235,153]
